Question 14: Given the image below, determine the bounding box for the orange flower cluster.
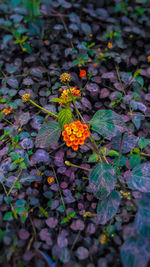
[59,87,81,106]
[100,234,107,244]
[3,107,13,115]
[62,121,90,151]
[148,55,150,63]
[79,70,86,78]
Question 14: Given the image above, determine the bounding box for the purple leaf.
[76,246,89,260]
[70,219,85,231]
[46,217,58,228]
[19,229,30,240]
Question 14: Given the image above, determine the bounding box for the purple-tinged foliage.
[31,149,50,164]
[20,138,34,150]
[128,163,150,193]
[97,191,121,224]
[111,133,139,154]
[121,236,150,267]
[89,162,116,199]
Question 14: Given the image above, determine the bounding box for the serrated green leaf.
[89,162,117,199]
[35,121,61,148]
[58,108,72,129]
[90,109,126,139]
[121,236,150,267]
[128,163,150,192]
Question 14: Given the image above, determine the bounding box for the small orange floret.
[108,42,112,49]
[100,53,104,57]
[62,121,90,151]
[34,182,38,188]
[59,87,81,106]
[80,70,86,78]
[72,144,79,151]
[3,107,13,115]
[100,234,107,244]
[47,177,54,184]
[93,63,98,67]
[148,55,150,63]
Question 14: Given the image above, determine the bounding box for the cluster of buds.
[22,93,31,103]
[59,87,81,106]
[3,107,13,115]
[120,190,131,200]
[62,121,90,151]
[60,73,71,84]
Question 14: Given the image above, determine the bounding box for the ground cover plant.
[0,0,150,266]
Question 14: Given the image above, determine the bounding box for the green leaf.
[135,76,144,87]
[121,236,150,267]
[16,207,26,214]
[0,229,4,241]
[15,199,26,207]
[50,98,66,104]
[88,153,99,163]
[72,59,79,66]
[3,211,13,221]
[133,69,142,78]
[128,163,150,192]
[90,110,126,139]
[89,162,117,199]
[138,137,150,149]
[61,217,69,223]
[58,108,72,129]
[107,150,119,156]
[10,152,19,161]
[134,194,150,238]
[35,121,61,148]
[20,162,26,169]
[97,190,121,224]
[129,154,141,169]
[22,43,31,54]
[68,211,76,218]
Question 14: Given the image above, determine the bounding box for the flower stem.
[65,161,91,172]
[67,82,80,120]
[29,99,58,118]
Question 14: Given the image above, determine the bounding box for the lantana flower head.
[3,107,13,115]
[59,87,81,106]
[62,121,90,151]
[60,73,71,84]
[22,93,31,103]
[79,70,86,78]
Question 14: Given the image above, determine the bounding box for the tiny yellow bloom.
[22,93,31,103]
